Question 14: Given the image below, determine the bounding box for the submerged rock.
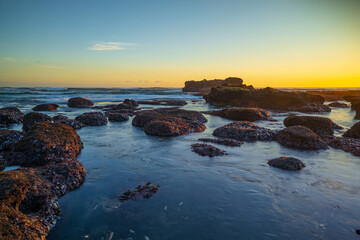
[323,136,360,156]
[213,121,276,141]
[207,107,274,122]
[0,107,24,126]
[0,129,23,152]
[343,122,360,139]
[68,97,94,108]
[32,103,59,111]
[137,99,187,106]
[268,157,305,171]
[3,122,83,167]
[132,108,207,137]
[327,102,348,108]
[75,112,108,126]
[106,111,129,122]
[284,115,342,137]
[22,112,52,131]
[276,126,328,150]
[119,182,159,201]
[0,160,85,240]
[52,115,85,129]
[123,98,139,107]
[191,143,226,157]
[198,138,243,147]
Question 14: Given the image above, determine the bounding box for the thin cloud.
[1,57,16,62]
[88,41,136,51]
[38,65,67,70]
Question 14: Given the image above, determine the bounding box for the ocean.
[1,87,359,240]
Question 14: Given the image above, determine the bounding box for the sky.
[0,0,359,88]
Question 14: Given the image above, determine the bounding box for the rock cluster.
[268,157,305,171]
[323,136,360,156]
[191,143,226,157]
[119,182,159,201]
[207,107,274,122]
[183,77,247,94]
[198,138,243,147]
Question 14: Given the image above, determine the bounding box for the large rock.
[0,160,85,240]
[213,121,276,141]
[0,129,22,152]
[132,108,207,137]
[323,136,360,156]
[283,115,342,137]
[268,157,305,171]
[52,115,85,129]
[67,97,94,108]
[3,122,83,167]
[22,112,52,131]
[183,77,247,94]
[106,111,129,122]
[276,126,328,150]
[343,122,360,139]
[207,107,273,122]
[204,85,326,112]
[32,103,59,111]
[75,112,108,126]
[191,143,226,157]
[0,107,24,126]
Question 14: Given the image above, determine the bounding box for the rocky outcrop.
[276,126,328,150]
[207,107,274,122]
[0,129,22,152]
[137,99,187,106]
[268,157,305,171]
[52,115,85,130]
[123,99,139,107]
[343,122,360,139]
[106,111,129,122]
[213,121,276,141]
[67,97,94,108]
[198,138,243,147]
[323,136,360,156]
[0,160,85,240]
[191,143,226,157]
[32,103,59,111]
[327,102,348,108]
[132,108,207,137]
[204,85,327,112]
[283,115,342,137]
[0,107,24,126]
[75,112,108,126]
[183,77,247,94]
[22,112,52,132]
[3,122,83,168]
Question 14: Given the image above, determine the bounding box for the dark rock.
[198,138,243,147]
[343,122,360,139]
[32,103,59,111]
[0,107,24,126]
[343,96,360,104]
[75,112,108,126]
[183,77,248,94]
[276,126,328,150]
[268,157,305,171]
[323,136,360,156]
[213,121,276,141]
[289,103,331,113]
[327,102,348,108]
[137,99,187,106]
[207,107,274,122]
[52,115,85,129]
[284,115,342,137]
[0,160,85,240]
[132,108,206,137]
[356,229,360,235]
[119,182,159,201]
[123,99,139,107]
[67,97,94,108]
[0,129,22,152]
[3,122,83,167]
[106,111,129,122]
[351,101,360,110]
[22,112,52,132]
[191,143,226,157]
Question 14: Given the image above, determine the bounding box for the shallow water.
[1,88,359,240]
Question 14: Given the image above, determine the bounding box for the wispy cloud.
[1,57,16,62]
[88,41,136,51]
[38,65,67,70]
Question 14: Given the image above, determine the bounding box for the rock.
[327,102,348,108]
[132,108,206,137]
[343,122,360,139]
[276,126,328,150]
[352,102,360,119]
[183,77,248,94]
[52,115,85,129]
[0,160,85,240]
[323,136,360,156]
[67,97,94,108]
[123,99,139,107]
[3,122,83,167]
[75,112,108,126]
[0,129,22,152]
[22,112,52,131]
[289,103,331,113]
[119,182,159,201]
[106,111,129,122]
[343,96,360,104]
[32,103,59,111]
[207,107,274,122]
[198,138,243,147]
[306,90,360,101]
[356,110,360,120]
[283,115,342,137]
[213,121,276,141]
[204,85,326,111]
[356,229,360,235]
[137,99,187,106]
[191,143,226,157]
[268,157,305,171]
[116,103,134,109]
[0,107,24,126]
